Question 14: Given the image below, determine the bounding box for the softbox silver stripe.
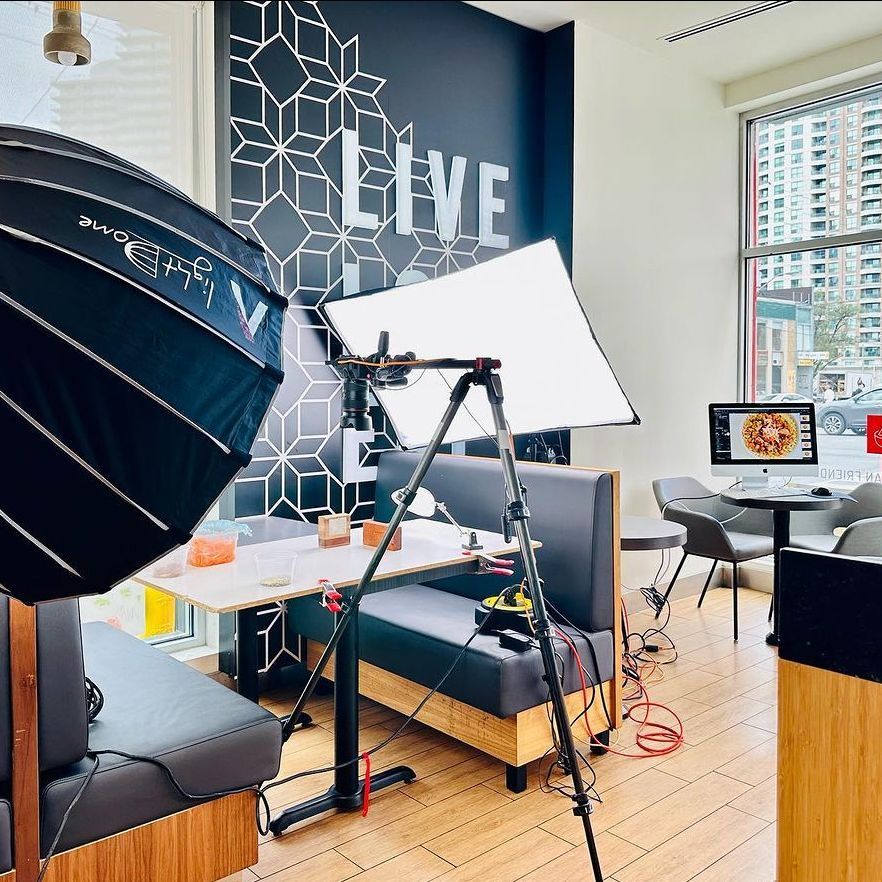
[0,224,264,370]
[0,129,193,201]
[0,390,169,530]
[0,505,83,577]
[0,170,271,293]
[0,289,231,454]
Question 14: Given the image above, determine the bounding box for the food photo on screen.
[730,411,809,461]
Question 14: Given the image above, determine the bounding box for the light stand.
[273,356,604,882]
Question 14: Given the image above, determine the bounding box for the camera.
[335,332,416,431]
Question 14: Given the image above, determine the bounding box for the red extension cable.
[553,626,684,759]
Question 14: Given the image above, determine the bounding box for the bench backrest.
[375,452,615,634]
[0,597,89,783]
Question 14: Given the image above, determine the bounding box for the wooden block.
[318,513,351,548]
[362,519,402,551]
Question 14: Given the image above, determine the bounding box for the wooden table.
[777,550,882,881]
[135,519,526,613]
[135,518,534,829]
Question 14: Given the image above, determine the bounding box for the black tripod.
[272,359,604,882]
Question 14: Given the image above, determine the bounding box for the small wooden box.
[362,519,402,551]
[318,513,351,548]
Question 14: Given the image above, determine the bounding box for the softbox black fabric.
[0,126,285,603]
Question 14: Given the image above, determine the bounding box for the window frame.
[0,0,216,652]
[739,74,882,399]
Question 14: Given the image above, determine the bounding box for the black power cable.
[36,756,100,882]
[40,594,506,865]
[255,595,506,832]
[85,677,104,723]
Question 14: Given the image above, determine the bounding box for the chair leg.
[655,552,688,619]
[697,560,718,608]
[768,593,774,623]
[732,562,739,642]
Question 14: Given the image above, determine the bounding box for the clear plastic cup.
[256,552,298,588]
[149,546,187,579]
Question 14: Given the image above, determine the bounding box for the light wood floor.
[240,587,778,882]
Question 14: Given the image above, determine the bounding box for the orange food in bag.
[187,534,238,567]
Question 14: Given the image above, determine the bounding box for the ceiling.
[467,1,882,84]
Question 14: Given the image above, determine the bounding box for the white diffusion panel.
[324,239,637,449]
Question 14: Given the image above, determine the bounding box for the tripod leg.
[280,372,475,742]
[481,373,604,882]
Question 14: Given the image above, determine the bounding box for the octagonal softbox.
[0,126,285,603]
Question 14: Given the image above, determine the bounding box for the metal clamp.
[318,578,343,614]
[465,551,515,577]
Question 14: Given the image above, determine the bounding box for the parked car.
[816,387,882,434]
[758,393,813,403]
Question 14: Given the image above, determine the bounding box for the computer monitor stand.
[740,475,770,491]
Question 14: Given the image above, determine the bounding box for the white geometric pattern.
[230,0,493,523]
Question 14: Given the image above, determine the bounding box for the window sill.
[171,644,218,674]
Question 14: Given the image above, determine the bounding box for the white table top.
[133,519,537,614]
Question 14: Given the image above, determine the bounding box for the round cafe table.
[621,516,687,552]
[720,490,843,646]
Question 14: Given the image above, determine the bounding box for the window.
[745,84,882,486]
[0,1,212,646]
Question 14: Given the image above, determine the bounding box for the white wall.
[724,33,882,111]
[569,22,741,588]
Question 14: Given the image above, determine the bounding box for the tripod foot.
[269,765,416,836]
[278,711,312,733]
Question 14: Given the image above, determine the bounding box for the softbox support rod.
[273,366,604,881]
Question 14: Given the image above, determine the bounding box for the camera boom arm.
[329,331,500,431]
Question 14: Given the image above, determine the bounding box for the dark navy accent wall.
[543,23,575,273]
[224,0,574,522]
[218,0,574,679]
[318,0,546,252]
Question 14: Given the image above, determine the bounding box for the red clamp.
[319,579,343,614]
[464,551,515,577]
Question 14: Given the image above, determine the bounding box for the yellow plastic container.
[142,587,176,639]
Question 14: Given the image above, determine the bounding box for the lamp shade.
[43,1,91,66]
[0,126,285,603]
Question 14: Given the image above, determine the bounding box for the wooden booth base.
[36,791,257,882]
[306,640,617,775]
[778,659,882,882]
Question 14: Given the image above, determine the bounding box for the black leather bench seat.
[39,622,282,856]
[290,584,614,718]
[0,799,10,872]
[289,452,617,726]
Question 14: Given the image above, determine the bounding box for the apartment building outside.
[751,90,882,399]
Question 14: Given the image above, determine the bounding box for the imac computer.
[709,403,819,490]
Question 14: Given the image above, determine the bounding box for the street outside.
[817,433,882,484]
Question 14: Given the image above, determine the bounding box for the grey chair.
[652,476,774,641]
[790,482,882,556]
